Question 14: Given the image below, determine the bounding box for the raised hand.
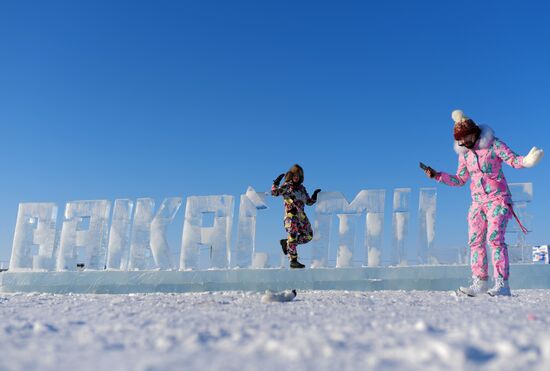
[312,188,321,200]
[523,146,544,168]
[273,173,285,186]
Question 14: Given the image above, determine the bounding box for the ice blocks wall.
[20,184,540,270]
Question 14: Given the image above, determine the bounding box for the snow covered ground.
[1,290,550,371]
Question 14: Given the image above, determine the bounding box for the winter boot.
[289,254,305,269]
[280,239,288,255]
[458,276,489,297]
[487,277,511,297]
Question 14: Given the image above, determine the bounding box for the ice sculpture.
[507,183,533,262]
[312,190,385,268]
[392,188,411,266]
[128,198,182,270]
[10,203,58,271]
[150,198,183,269]
[310,213,332,268]
[364,190,385,267]
[179,195,234,270]
[418,188,437,265]
[56,200,111,271]
[235,187,268,268]
[312,192,351,268]
[336,214,358,267]
[106,199,134,270]
[508,182,533,226]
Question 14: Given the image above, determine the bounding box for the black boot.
[289,254,305,269]
[279,239,288,255]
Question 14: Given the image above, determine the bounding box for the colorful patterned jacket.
[271,182,316,215]
[435,126,525,204]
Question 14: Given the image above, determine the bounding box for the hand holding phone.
[419,162,437,178]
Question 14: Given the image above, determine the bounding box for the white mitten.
[523,146,544,168]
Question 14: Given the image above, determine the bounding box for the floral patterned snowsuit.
[435,126,524,280]
[271,182,316,256]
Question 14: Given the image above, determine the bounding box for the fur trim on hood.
[454,125,495,154]
[285,164,304,185]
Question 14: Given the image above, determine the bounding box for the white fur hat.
[451,109,468,123]
[452,109,480,140]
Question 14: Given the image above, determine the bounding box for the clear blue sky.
[1,0,548,265]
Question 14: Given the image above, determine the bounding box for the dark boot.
[279,239,288,255]
[289,254,305,269]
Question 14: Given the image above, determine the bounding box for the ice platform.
[1,264,549,294]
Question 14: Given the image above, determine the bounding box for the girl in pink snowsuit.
[424,110,544,296]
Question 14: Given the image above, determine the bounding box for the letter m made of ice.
[311,190,385,268]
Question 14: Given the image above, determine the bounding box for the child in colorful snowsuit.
[424,110,544,296]
[272,164,321,269]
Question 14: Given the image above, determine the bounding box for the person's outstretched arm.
[271,173,288,196]
[306,188,321,206]
[493,139,524,168]
[425,156,470,187]
[494,139,544,169]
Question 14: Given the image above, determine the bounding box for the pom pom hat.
[452,109,481,141]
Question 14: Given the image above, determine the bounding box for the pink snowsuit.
[435,126,524,280]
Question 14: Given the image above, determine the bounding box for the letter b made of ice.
[10,203,58,271]
[56,200,111,271]
[179,195,234,270]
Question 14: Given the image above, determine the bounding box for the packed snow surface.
[2,290,550,370]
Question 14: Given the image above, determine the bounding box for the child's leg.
[486,202,512,280]
[287,235,298,256]
[294,214,314,245]
[294,232,313,245]
[468,204,489,280]
[284,215,299,256]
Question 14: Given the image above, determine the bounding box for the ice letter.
[150,198,183,269]
[56,200,111,271]
[106,199,134,270]
[364,189,386,267]
[10,203,58,271]
[311,192,347,268]
[392,188,410,266]
[507,183,533,262]
[336,214,358,268]
[418,188,437,265]
[235,187,268,268]
[179,195,234,270]
[312,190,377,268]
[310,213,332,268]
[128,197,182,270]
